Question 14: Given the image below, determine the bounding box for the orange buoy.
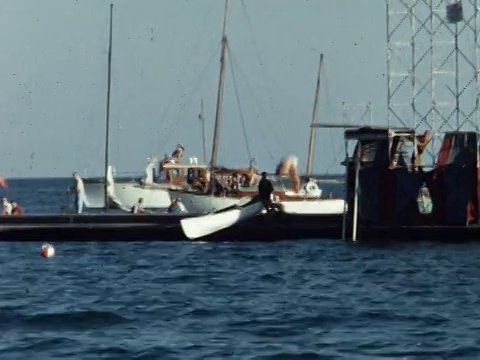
[41,243,55,258]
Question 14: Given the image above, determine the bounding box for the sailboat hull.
[84,182,172,209]
[168,191,249,214]
[168,189,346,215]
[280,198,346,215]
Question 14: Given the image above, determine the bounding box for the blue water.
[2,241,480,359]
[0,179,479,358]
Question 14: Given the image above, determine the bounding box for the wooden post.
[103,3,114,212]
[351,142,362,242]
[341,139,349,240]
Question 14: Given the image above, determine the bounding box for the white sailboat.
[83,154,207,209]
[78,4,206,211]
[169,51,346,215]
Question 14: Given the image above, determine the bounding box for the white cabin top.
[161,163,208,171]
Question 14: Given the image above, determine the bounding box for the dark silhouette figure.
[258,172,274,210]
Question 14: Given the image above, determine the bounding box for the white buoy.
[41,243,55,258]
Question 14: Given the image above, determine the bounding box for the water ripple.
[0,239,479,358]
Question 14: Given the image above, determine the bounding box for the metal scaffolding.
[386,0,479,161]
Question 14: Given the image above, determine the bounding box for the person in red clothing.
[130,198,145,214]
[10,201,24,215]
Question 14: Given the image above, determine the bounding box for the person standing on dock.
[258,172,274,210]
[67,172,87,214]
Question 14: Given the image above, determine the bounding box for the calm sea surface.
[0,179,479,359]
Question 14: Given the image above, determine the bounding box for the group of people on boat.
[186,168,258,196]
[2,197,24,215]
[0,175,23,215]
[209,172,257,195]
[129,196,187,214]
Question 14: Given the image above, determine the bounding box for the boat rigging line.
[154,41,221,156]
[151,0,218,156]
[226,42,253,163]
[226,51,278,161]
[238,0,290,156]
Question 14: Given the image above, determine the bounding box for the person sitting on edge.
[176,198,187,213]
[131,197,145,214]
[258,172,274,210]
[168,197,188,214]
[10,201,24,215]
[67,172,87,214]
[2,197,12,215]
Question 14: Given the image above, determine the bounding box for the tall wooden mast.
[209,0,229,169]
[306,53,324,176]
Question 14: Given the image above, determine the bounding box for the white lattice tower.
[386,0,479,163]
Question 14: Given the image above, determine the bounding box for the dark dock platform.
[0,213,344,241]
[0,213,189,241]
[3,212,478,242]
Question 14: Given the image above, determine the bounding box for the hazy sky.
[1,0,390,178]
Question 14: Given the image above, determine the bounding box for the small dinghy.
[180,197,264,240]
